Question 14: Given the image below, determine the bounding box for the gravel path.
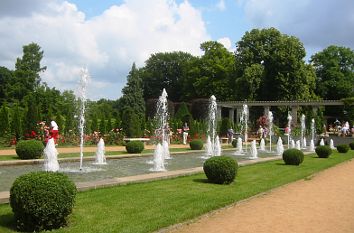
[168,159,354,233]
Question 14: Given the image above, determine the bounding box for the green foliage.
[125,141,144,153]
[311,45,354,100]
[203,156,238,184]
[120,63,145,137]
[10,171,76,232]
[349,142,354,150]
[189,139,204,150]
[122,108,142,137]
[175,102,192,123]
[0,103,9,134]
[336,144,350,153]
[231,139,237,148]
[15,139,44,159]
[219,118,231,136]
[191,41,236,100]
[282,148,304,165]
[142,52,197,101]
[234,27,317,101]
[315,145,332,158]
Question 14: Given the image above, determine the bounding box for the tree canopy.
[234,28,317,101]
[310,45,354,100]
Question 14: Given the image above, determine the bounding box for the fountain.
[93,138,106,165]
[235,137,243,155]
[78,68,89,170]
[291,139,295,148]
[309,118,315,152]
[205,95,221,157]
[44,138,60,172]
[249,140,258,159]
[259,138,265,151]
[287,112,292,149]
[309,140,315,152]
[267,111,273,152]
[330,139,335,149]
[276,137,284,156]
[300,114,306,149]
[239,104,249,152]
[296,140,301,150]
[151,88,170,171]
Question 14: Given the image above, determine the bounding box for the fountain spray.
[287,112,292,149]
[268,111,273,152]
[79,68,89,170]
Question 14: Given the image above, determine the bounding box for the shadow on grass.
[193,178,209,183]
[0,213,16,231]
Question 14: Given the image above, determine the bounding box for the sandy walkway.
[168,159,354,233]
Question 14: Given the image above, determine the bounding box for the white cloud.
[217,37,233,51]
[239,0,354,57]
[0,0,210,100]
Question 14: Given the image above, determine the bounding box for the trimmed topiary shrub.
[126,141,144,153]
[15,140,44,160]
[10,171,77,232]
[349,142,354,150]
[337,144,350,153]
[315,145,332,158]
[189,139,203,150]
[282,148,304,165]
[203,156,238,184]
[231,139,237,148]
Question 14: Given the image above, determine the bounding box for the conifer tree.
[0,103,9,134]
[120,63,146,137]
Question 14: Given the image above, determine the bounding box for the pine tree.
[0,103,9,134]
[119,63,146,137]
[11,104,23,139]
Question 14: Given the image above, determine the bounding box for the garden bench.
[123,138,150,145]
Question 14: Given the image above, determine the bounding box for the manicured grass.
[0,151,352,233]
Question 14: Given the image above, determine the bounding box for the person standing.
[182,122,189,145]
[50,120,59,146]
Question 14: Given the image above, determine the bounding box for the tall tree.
[0,67,12,104]
[0,103,9,134]
[310,45,354,100]
[10,43,46,102]
[120,63,146,137]
[191,41,236,100]
[234,28,317,101]
[141,51,197,101]
[11,103,23,140]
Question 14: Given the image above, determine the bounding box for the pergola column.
[236,107,242,123]
[291,106,299,126]
[217,106,222,120]
[264,106,270,116]
[229,108,235,124]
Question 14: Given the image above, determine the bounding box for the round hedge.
[315,145,332,158]
[231,139,237,148]
[125,141,144,153]
[15,140,44,160]
[203,156,238,184]
[282,148,304,166]
[349,142,354,150]
[189,139,204,150]
[336,144,350,153]
[10,171,77,232]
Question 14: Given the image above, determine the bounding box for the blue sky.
[0,0,353,100]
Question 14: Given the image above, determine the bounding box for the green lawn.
[0,151,353,233]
